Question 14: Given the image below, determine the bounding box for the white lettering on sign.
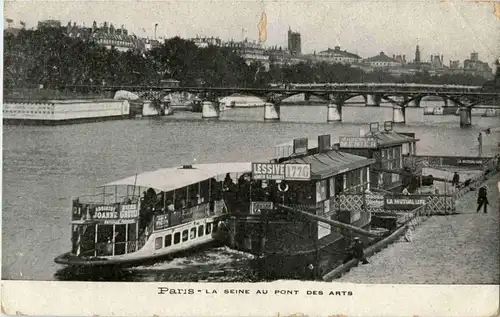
[95,205,116,212]
[252,163,286,180]
[458,159,482,164]
[94,211,119,219]
[252,163,311,181]
[285,164,311,180]
[120,204,139,218]
[386,198,426,205]
[339,136,378,149]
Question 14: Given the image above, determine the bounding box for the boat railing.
[155,200,227,229]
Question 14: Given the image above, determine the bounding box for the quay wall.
[328,172,499,284]
[3,99,130,124]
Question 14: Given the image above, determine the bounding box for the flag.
[6,18,13,23]
[257,11,267,42]
[20,21,26,26]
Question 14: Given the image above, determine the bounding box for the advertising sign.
[120,204,139,219]
[252,163,311,181]
[365,194,385,209]
[154,214,169,231]
[339,136,378,149]
[384,195,428,210]
[250,201,274,214]
[93,205,119,220]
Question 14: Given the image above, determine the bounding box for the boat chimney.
[182,165,194,169]
[359,128,366,137]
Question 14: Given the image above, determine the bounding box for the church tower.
[415,45,421,63]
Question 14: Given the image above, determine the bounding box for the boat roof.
[284,149,375,179]
[101,162,252,192]
[363,131,419,148]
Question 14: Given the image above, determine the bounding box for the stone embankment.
[336,174,499,284]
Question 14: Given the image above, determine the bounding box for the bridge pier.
[327,103,342,122]
[365,94,381,107]
[407,99,420,107]
[305,92,311,101]
[445,99,457,108]
[163,100,173,116]
[202,101,220,119]
[392,105,405,123]
[264,102,280,121]
[459,107,472,127]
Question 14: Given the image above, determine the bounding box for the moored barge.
[54,163,252,267]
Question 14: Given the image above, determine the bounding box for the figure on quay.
[476,185,489,214]
[452,171,460,188]
[343,237,369,265]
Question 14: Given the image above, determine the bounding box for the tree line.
[3,27,492,93]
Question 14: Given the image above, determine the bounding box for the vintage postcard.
[1,0,499,316]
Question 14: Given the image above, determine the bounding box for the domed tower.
[415,45,421,64]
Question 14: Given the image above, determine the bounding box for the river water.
[2,101,499,281]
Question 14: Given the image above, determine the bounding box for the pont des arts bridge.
[58,83,500,127]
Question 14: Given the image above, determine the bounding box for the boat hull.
[55,237,223,268]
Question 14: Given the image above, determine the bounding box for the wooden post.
[125,223,129,254]
[112,224,116,255]
[94,224,98,256]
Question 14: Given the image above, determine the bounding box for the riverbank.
[336,173,500,284]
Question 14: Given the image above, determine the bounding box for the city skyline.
[4,0,499,65]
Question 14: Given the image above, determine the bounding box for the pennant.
[257,11,267,42]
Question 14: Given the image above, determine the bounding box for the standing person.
[452,172,460,188]
[343,237,369,264]
[477,185,489,214]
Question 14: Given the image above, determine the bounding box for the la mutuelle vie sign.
[252,163,311,181]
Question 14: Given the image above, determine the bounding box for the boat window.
[198,225,204,237]
[205,222,212,235]
[96,224,114,256]
[182,230,189,242]
[190,227,196,239]
[174,232,181,244]
[213,221,218,233]
[165,234,172,247]
[155,237,163,250]
[127,223,137,250]
[114,224,126,256]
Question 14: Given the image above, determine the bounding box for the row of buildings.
[190,31,494,79]
[5,19,494,79]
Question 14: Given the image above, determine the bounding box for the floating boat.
[54,163,252,267]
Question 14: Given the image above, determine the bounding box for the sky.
[4,0,500,66]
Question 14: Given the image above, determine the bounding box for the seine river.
[2,102,499,281]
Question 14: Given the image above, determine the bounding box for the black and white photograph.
[1,0,499,315]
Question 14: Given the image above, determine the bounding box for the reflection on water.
[3,103,499,281]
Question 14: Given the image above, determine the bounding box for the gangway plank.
[276,204,385,238]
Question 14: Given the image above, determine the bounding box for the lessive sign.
[252,163,311,181]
